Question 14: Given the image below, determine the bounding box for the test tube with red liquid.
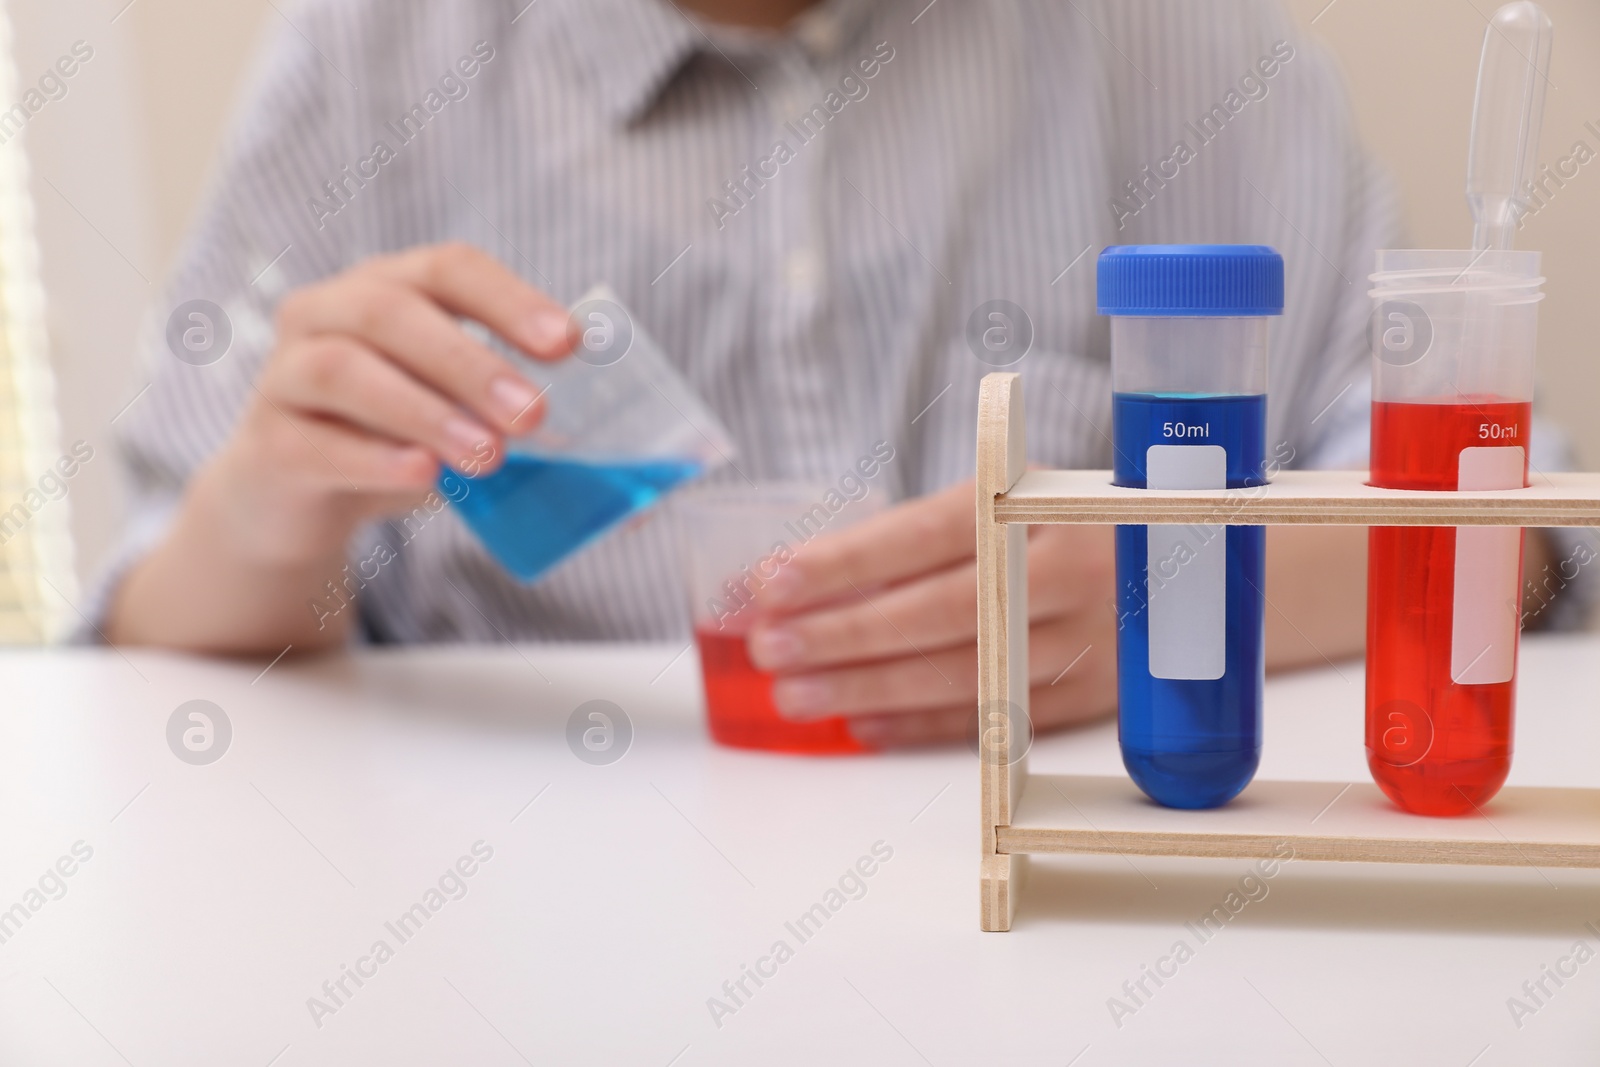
[1365,249,1544,814]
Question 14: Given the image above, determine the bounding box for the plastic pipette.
[1466,1,1553,251]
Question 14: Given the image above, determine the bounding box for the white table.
[2,636,1598,1065]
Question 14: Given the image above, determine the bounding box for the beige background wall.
[13,0,1600,585]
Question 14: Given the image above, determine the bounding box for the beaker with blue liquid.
[1097,245,1283,809]
[447,286,734,581]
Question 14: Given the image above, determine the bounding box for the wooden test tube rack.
[976,372,1600,932]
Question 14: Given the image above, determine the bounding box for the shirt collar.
[557,0,878,126]
[554,0,702,126]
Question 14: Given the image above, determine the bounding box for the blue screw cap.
[1097,244,1285,317]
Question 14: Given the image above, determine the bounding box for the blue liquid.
[1112,392,1266,809]
[445,454,702,582]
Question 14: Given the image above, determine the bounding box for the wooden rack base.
[975,372,1600,931]
[1005,776,1600,868]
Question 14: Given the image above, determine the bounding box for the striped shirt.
[99,0,1593,642]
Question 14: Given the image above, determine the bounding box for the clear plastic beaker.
[1365,249,1543,815]
[1098,244,1282,809]
[447,286,735,582]
[676,484,879,755]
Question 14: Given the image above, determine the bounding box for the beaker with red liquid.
[1366,250,1544,815]
[692,625,863,754]
[677,485,876,755]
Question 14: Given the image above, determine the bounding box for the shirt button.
[784,248,822,293]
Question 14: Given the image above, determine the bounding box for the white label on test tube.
[1146,445,1227,681]
[1451,446,1525,685]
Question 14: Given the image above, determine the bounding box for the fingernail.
[748,627,803,669]
[490,377,541,427]
[524,310,572,353]
[761,568,804,607]
[772,677,831,718]
[444,417,493,460]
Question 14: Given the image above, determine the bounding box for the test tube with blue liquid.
[1097,245,1282,809]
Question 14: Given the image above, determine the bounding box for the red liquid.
[1367,399,1529,815]
[694,627,868,755]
